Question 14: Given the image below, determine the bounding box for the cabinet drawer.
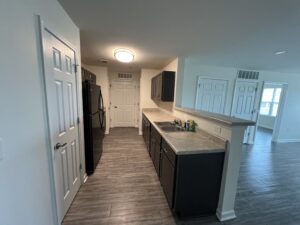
[161,139,176,166]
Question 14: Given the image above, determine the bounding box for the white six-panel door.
[42,29,81,223]
[231,80,258,143]
[195,78,228,114]
[110,82,137,127]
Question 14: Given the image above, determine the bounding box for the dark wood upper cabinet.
[151,71,175,102]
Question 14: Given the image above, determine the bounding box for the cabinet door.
[160,150,175,208]
[150,135,156,159]
[142,118,146,142]
[146,124,150,151]
[156,74,162,99]
[153,135,161,176]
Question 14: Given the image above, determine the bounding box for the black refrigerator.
[82,80,106,175]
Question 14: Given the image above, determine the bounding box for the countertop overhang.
[175,107,256,127]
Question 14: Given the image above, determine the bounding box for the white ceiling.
[59,0,300,73]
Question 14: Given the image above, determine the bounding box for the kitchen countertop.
[142,108,226,155]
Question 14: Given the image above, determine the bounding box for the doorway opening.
[256,82,287,144]
[109,72,140,128]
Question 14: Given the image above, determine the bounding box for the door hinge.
[79,163,82,171]
[110,84,112,88]
[77,117,80,124]
[73,64,79,73]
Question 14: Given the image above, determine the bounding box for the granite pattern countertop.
[142,108,226,155]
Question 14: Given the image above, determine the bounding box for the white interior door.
[110,82,136,127]
[195,78,228,114]
[43,30,81,223]
[231,80,258,143]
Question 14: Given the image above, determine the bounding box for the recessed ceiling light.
[114,49,134,63]
[274,50,287,55]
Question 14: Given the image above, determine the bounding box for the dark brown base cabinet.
[142,115,151,151]
[173,152,225,216]
[161,139,225,217]
[144,115,225,217]
[150,127,162,176]
[160,139,176,208]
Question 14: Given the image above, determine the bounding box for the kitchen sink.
[154,121,185,132]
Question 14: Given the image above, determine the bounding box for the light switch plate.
[0,138,3,161]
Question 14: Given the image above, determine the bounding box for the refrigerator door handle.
[98,89,104,110]
[99,111,104,128]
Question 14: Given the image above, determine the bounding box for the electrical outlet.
[0,138,3,161]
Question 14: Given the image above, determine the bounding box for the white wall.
[82,65,110,133]
[179,60,237,114]
[177,57,300,142]
[0,1,81,225]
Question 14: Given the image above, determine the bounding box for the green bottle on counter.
[190,120,196,132]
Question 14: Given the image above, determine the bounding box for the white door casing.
[257,81,288,143]
[231,80,258,143]
[195,78,228,114]
[110,82,137,127]
[42,29,81,223]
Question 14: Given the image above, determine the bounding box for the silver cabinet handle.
[54,142,67,150]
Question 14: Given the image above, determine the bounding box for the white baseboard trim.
[83,173,88,183]
[216,209,236,221]
[274,139,300,143]
[105,130,109,135]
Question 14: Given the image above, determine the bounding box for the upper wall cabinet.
[151,71,175,102]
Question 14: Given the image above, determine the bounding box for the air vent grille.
[118,73,132,79]
[237,70,259,80]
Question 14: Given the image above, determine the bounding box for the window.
[259,87,282,117]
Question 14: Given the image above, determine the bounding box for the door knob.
[54,142,67,150]
[114,106,118,108]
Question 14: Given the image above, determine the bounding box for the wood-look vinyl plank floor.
[62,127,300,225]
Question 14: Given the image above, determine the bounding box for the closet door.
[195,78,228,114]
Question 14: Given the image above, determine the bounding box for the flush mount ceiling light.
[114,49,134,63]
[274,50,287,55]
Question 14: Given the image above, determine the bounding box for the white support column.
[216,126,246,221]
